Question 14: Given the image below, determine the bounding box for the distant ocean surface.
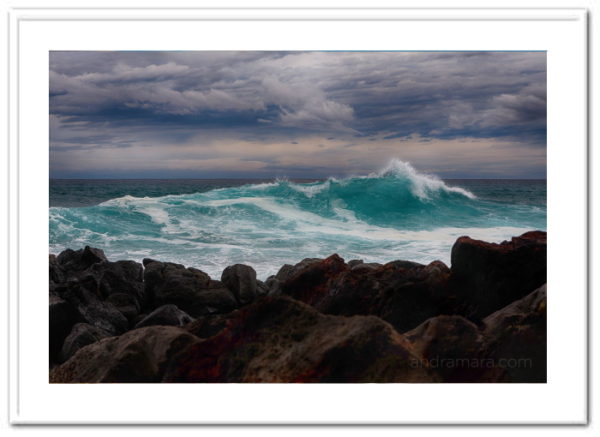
[49,160,546,279]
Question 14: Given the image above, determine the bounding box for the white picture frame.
[6,2,589,425]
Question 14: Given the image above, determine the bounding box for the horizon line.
[49,176,548,181]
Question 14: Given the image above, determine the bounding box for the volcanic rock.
[281,254,349,307]
[49,293,79,363]
[404,315,484,382]
[163,296,436,383]
[135,304,194,329]
[56,246,107,275]
[221,264,258,305]
[59,323,112,363]
[450,231,547,319]
[106,292,141,325]
[50,326,201,383]
[58,279,129,335]
[479,284,547,382]
[143,259,212,316]
[86,260,145,305]
[282,256,451,333]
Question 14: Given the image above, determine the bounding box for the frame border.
[6,5,590,426]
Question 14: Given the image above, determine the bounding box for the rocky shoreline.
[49,231,546,383]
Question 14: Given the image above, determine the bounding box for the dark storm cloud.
[50,51,546,178]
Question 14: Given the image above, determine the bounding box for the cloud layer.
[50,51,546,178]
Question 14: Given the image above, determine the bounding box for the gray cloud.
[50,51,546,178]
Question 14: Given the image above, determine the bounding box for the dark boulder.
[479,284,547,382]
[275,258,323,283]
[450,231,546,319]
[264,276,282,295]
[86,260,145,305]
[256,280,269,296]
[281,254,348,307]
[56,246,107,275]
[49,254,66,285]
[58,279,129,335]
[163,296,436,383]
[49,293,79,363]
[135,304,194,329]
[403,284,547,383]
[404,315,485,382]
[106,292,141,325]
[50,326,201,383]
[347,259,364,268]
[194,281,238,314]
[221,264,258,305]
[58,323,112,363]
[143,259,211,316]
[350,262,383,272]
[282,256,452,333]
[184,312,236,339]
[264,258,325,296]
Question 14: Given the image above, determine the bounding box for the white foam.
[288,180,330,198]
[375,158,476,200]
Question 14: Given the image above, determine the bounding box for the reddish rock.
[450,231,546,319]
[283,257,452,333]
[163,296,436,383]
[280,254,349,306]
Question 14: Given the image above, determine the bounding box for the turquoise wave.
[49,160,546,279]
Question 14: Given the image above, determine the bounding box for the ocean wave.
[49,159,545,279]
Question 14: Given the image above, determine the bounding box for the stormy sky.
[49,51,546,179]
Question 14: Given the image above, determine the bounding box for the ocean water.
[49,160,546,280]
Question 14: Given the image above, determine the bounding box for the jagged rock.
[479,284,547,382]
[59,323,112,363]
[135,304,194,329]
[403,285,547,383]
[49,254,66,285]
[275,258,323,283]
[49,293,78,363]
[184,312,235,339]
[86,260,146,306]
[404,315,484,382]
[56,246,107,275]
[350,262,382,272]
[59,279,129,335]
[450,231,546,319]
[50,326,201,383]
[163,296,436,383]
[143,259,212,316]
[347,259,363,268]
[282,256,451,333]
[194,283,238,314]
[256,280,269,296]
[221,264,258,305]
[281,254,348,307]
[106,292,141,324]
[48,233,548,383]
[263,258,326,296]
